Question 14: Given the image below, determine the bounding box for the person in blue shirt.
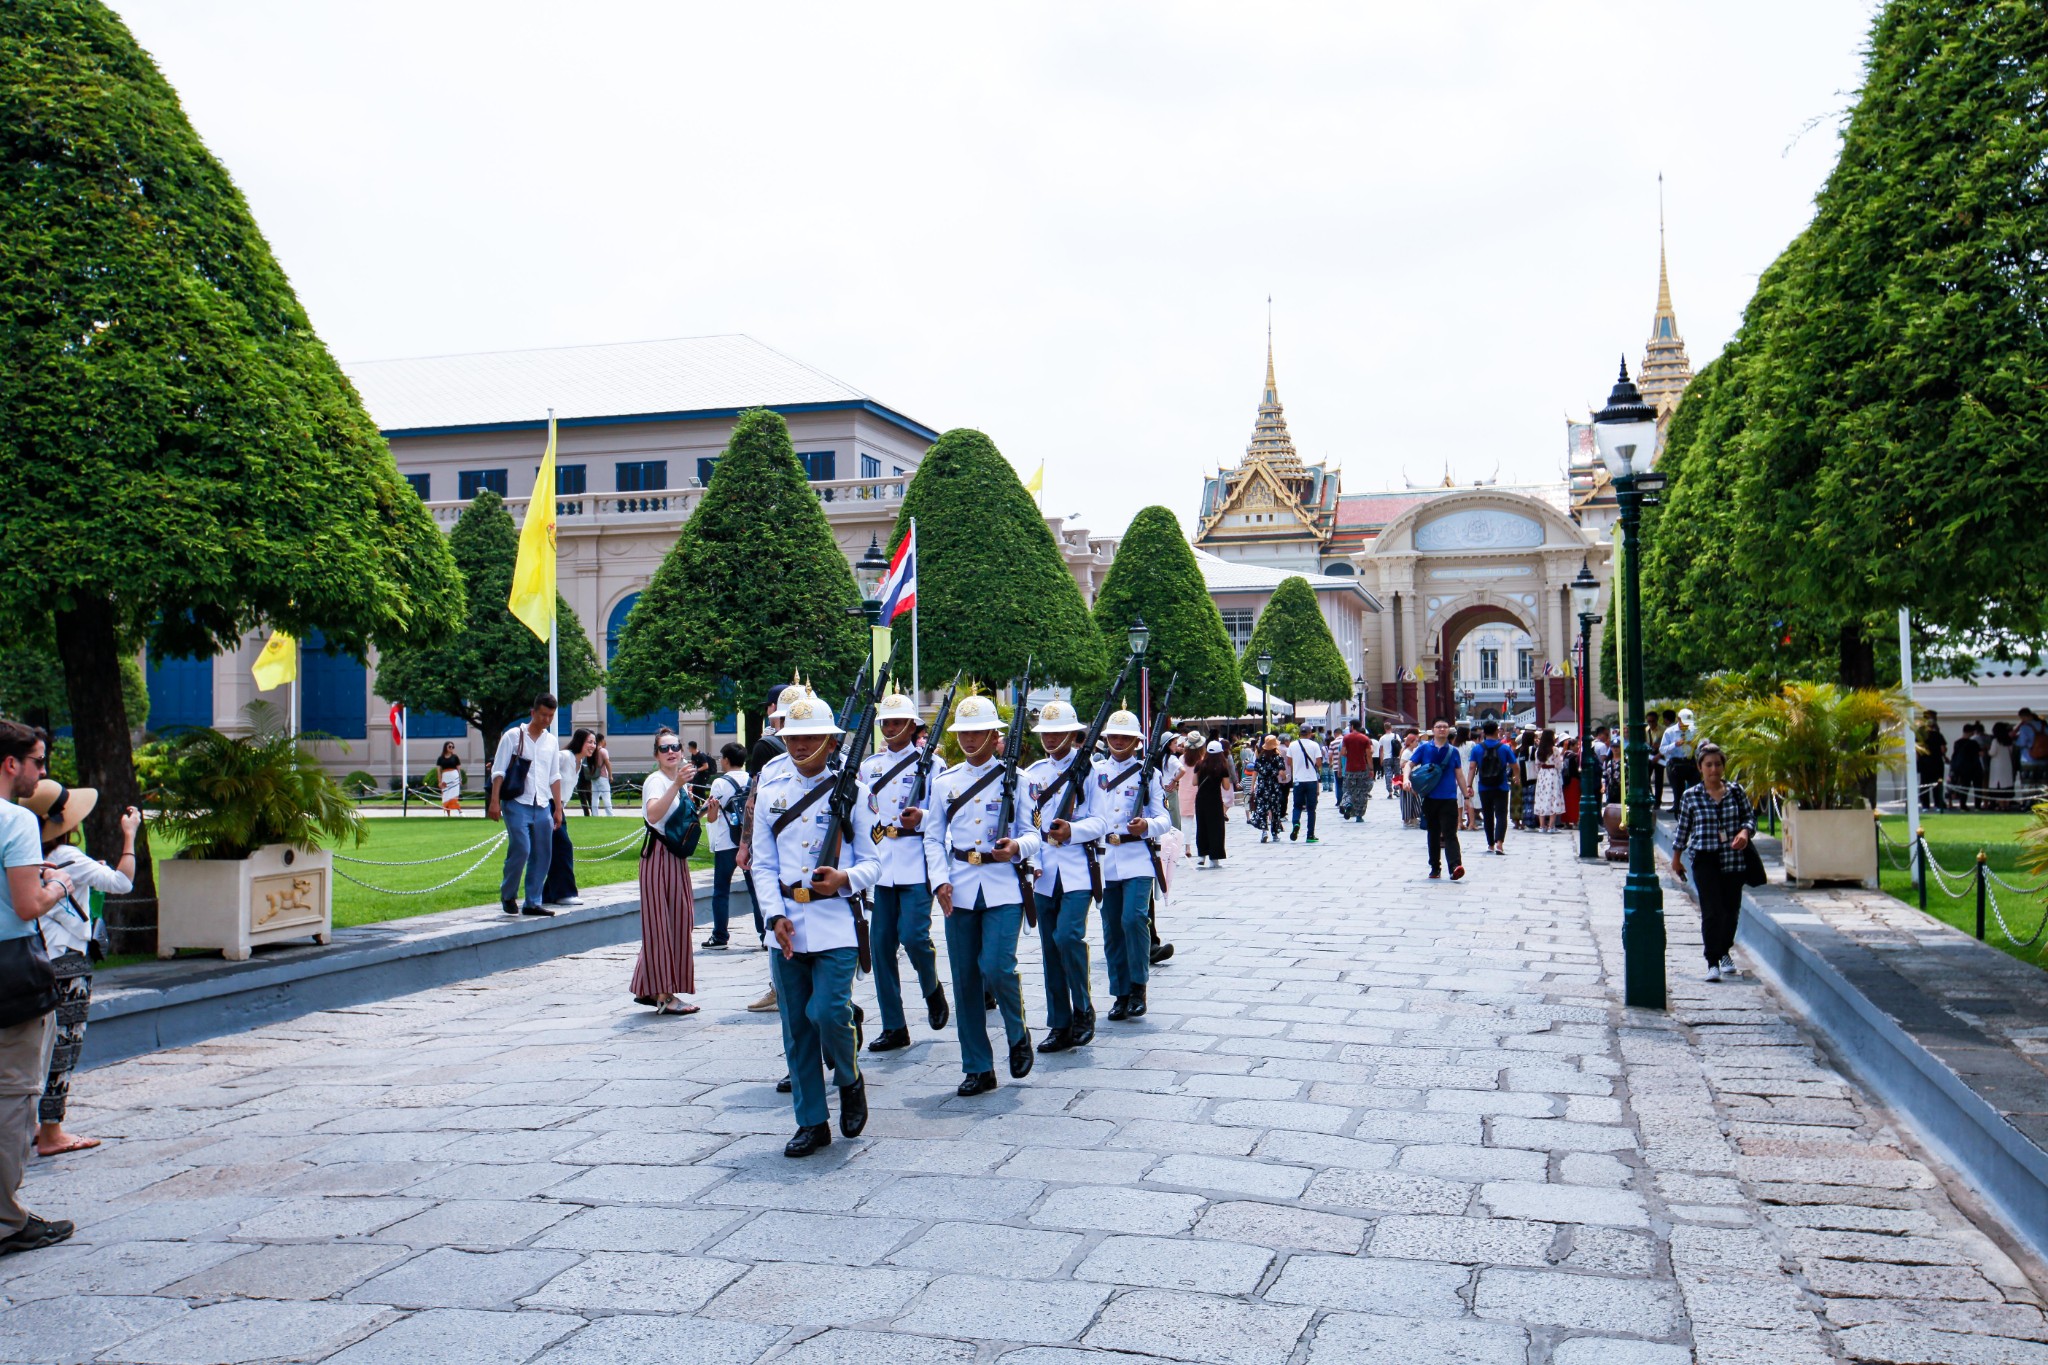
[1406,718,1469,880]
[1472,718,1519,857]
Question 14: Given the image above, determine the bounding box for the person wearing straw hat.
[860,690,951,1053]
[753,695,881,1158]
[924,693,1042,1096]
[739,678,809,1015]
[1022,698,1108,1055]
[22,781,139,1157]
[1094,709,1170,1021]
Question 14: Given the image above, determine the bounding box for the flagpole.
[290,638,301,739]
[910,518,921,706]
[547,408,560,745]
[401,707,410,818]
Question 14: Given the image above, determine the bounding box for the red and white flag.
[389,702,407,747]
[878,524,916,622]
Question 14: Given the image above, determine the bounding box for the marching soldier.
[1095,710,1170,1020]
[751,696,882,1158]
[924,694,1041,1096]
[1022,699,1107,1053]
[860,691,950,1051]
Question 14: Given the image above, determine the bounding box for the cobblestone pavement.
[3,798,2043,1363]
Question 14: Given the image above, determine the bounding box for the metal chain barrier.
[331,833,508,896]
[1984,876,2048,950]
[333,833,508,867]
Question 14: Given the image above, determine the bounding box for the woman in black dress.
[1194,741,1236,867]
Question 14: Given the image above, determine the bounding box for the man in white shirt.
[859,692,949,1052]
[1286,731,1325,844]
[487,693,565,917]
[1378,728,1403,798]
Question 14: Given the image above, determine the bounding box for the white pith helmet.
[876,691,919,724]
[1103,709,1145,739]
[780,696,844,737]
[949,695,1004,732]
[772,682,808,720]
[1679,707,1696,726]
[1033,699,1084,734]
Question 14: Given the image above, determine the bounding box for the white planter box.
[157,844,333,960]
[1783,804,1878,888]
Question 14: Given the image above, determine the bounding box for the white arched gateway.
[1356,489,1612,730]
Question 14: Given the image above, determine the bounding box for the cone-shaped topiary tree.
[373,490,602,747]
[0,1,463,949]
[608,409,866,743]
[1240,575,1350,706]
[1080,507,1242,720]
[892,430,1106,691]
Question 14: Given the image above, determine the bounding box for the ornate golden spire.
[1245,301,1304,475]
[1638,176,1694,419]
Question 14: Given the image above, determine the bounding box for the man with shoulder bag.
[0,720,80,1256]
[487,693,565,918]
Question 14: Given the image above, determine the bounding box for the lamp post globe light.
[855,533,891,687]
[1128,615,1150,729]
[1594,359,1667,1009]
[1256,650,1273,736]
[1572,559,1604,860]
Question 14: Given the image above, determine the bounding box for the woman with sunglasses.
[631,729,698,1014]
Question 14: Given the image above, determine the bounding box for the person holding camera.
[23,782,138,1157]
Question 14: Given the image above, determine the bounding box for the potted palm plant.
[149,704,364,959]
[1703,681,1901,887]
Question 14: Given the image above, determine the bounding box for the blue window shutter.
[146,654,214,732]
[405,472,431,500]
[604,594,678,735]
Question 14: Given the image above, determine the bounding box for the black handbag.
[1741,841,1769,887]
[643,785,702,862]
[498,729,531,803]
[0,932,59,1029]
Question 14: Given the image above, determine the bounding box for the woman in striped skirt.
[631,729,698,1014]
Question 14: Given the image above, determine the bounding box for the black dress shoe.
[1149,942,1175,966]
[984,990,996,1012]
[956,1071,998,1097]
[1127,984,1148,1018]
[519,905,555,917]
[926,985,950,1031]
[1071,1011,1096,1047]
[1036,1026,1075,1054]
[501,899,519,915]
[1009,1038,1035,1079]
[868,1027,912,1053]
[784,1123,832,1158]
[776,1077,793,1094]
[839,1077,868,1138]
[1106,995,1130,1021]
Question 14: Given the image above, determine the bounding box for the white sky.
[112,1,1877,538]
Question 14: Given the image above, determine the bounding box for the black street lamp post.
[855,532,891,674]
[1256,651,1273,736]
[1593,360,1668,1010]
[1572,559,1604,861]
[1129,616,1151,730]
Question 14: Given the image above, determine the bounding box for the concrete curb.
[84,871,752,1069]
[1656,823,2048,1261]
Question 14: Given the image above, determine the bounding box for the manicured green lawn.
[100,814,709,970]
[1876,812,2048,967]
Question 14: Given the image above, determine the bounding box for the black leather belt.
[950,846,1004,865]
[779,882,846,904]
[1104,832,1142,845]
[871,823,911,840]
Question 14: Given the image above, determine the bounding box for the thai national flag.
[878,524,916,622]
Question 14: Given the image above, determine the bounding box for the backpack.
[714,773,747,838]
[1408,744,1449,798]
[1478,741,1509,788]
[644,783,702,861]
[2030,723,2048,762]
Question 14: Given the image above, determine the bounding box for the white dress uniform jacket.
[1022,751,1108,898]
[860,743,941,888]
[1092,756,1170,883]
[922,756,1042,908]
[750,763,883,954]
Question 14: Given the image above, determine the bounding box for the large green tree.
[1239,575,1350,706]
[373,490,601,746]
[1642,0,2048,687]
[1080,506,1241,720]
[0,1,463,948]
[892,430,1107,692]
[608,408,866,742]
[0,634,147,733]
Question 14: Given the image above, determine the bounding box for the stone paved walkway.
[3,797,2043,1364]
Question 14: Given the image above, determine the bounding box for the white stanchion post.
[1900,606,1921,892]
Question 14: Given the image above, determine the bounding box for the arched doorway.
[1429,601,1539,727]
[604,594,678,735]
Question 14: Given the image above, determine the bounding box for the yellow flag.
[1023,461,1044,495]
[508,415,558,641]
[251,629,297,691]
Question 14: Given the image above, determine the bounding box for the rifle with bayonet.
[915,670,965,808]
[1038,649,1137,900]
[1139,672,1180,789]
[994,660,1037,926]
[813,642,894,974]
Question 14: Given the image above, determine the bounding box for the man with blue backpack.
[701,743,750,949]
[1406,718,1469,881]
[1473,719,1518,857]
